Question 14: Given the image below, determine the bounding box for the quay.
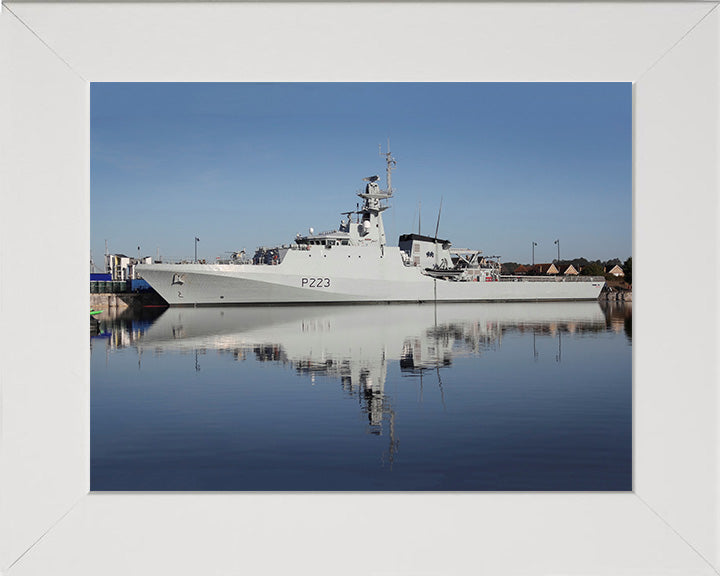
[90,291,167,311]
[90,278,167,311]
[599,289,632,302]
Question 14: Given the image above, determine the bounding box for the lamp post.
[532,241,537,266]
[554,239,560,263]
[194,236,200,263]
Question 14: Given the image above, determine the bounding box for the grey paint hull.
[137,247,603,306]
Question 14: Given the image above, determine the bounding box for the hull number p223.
[302,277,331,288]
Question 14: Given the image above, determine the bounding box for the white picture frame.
[1,2,718,574]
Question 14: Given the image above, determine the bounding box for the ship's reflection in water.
[91,301,631,491]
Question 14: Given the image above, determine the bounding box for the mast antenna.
[434,197,443,240]
[379,141,396,196]
[434,196,443,266]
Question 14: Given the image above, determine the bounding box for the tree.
[622,257,632,285]
[580,261,605,276]
[502,262,520,274]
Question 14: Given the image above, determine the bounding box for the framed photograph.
[1,2,718,574]
[89,80,632,494]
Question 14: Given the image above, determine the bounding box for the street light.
[532,241,537,266]
[194,236,200,263]
[554,239,560,263]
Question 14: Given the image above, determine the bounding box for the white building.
[106,254,153,280]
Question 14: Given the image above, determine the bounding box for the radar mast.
[380,141,396,196]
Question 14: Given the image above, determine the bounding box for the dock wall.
[600,290,632,302]
[90,292,167,310]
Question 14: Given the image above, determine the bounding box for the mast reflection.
[93,302,615,464]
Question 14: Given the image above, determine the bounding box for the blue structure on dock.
[90,278,152,293]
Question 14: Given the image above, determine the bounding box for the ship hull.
[137,247,603,306]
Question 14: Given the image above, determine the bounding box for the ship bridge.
[399,233,453,269]
[251,147,397,265]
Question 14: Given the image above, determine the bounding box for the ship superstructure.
[137,149,604,306]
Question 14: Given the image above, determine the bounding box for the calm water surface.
[91,301,632,491]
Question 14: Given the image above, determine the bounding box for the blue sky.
[91,82,631,265]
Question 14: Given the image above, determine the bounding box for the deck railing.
[499,275,604,283]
